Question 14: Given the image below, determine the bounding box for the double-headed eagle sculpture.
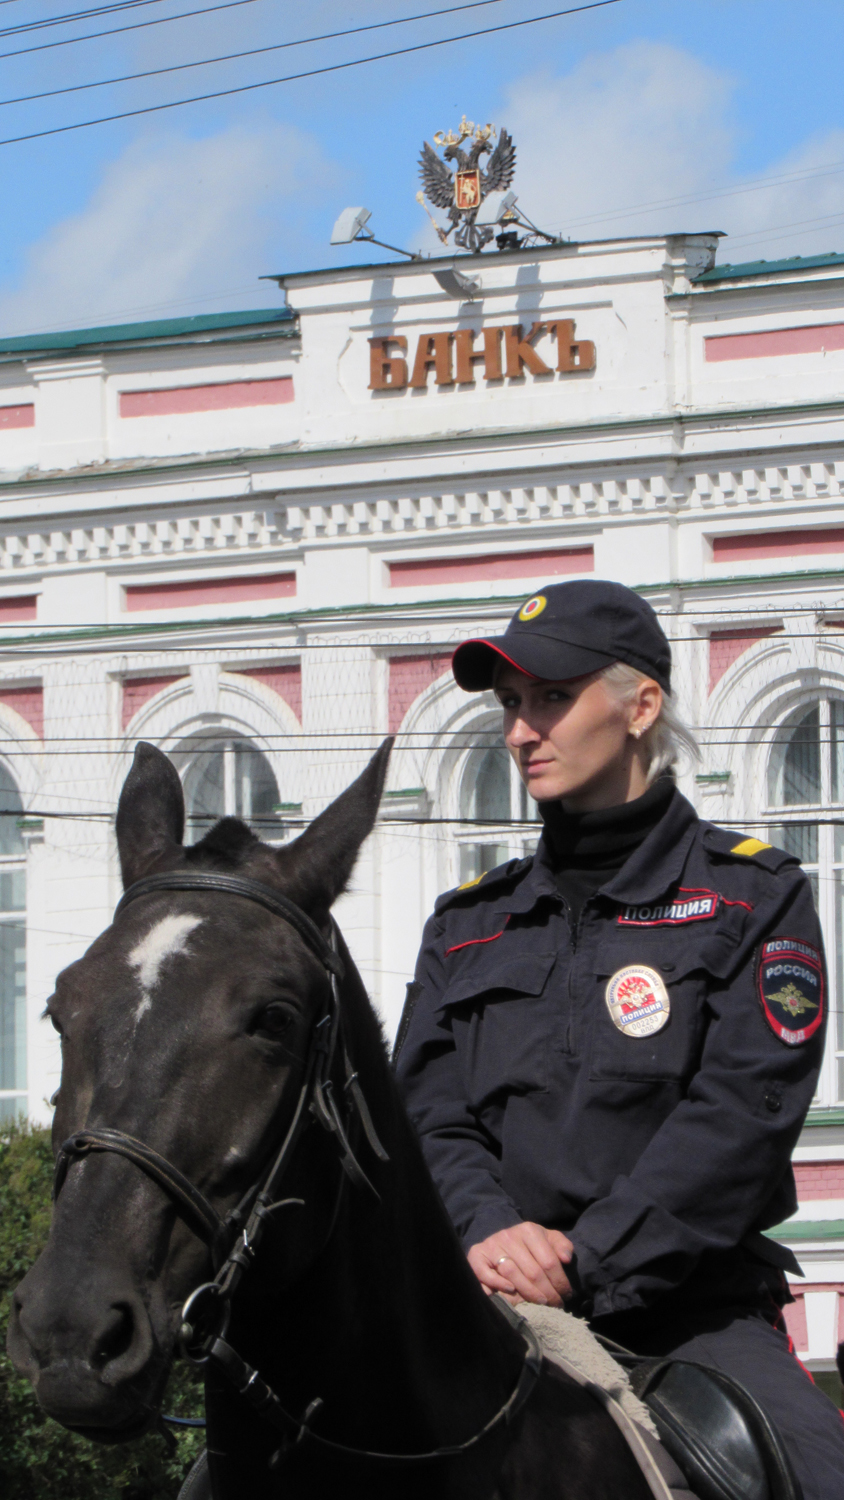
[418,116,516,253]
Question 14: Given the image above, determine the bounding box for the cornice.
[2,393,844,496]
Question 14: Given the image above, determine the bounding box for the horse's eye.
[48,1013,63,1037]
[253,1004,294,1041]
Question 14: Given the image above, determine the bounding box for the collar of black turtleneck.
[540,776,676,925]
[541,774,676,871]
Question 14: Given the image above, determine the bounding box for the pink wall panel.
[237,665,302,723]
[713,527,844,563]
[0,685,43,739]
[708,627,780,692]
[388,653,453,735]
[793,1161,844,1200]
[705,322,844,362]
[124,572,296,612]
[122,675,187,730]
[388,547,594,588]
[0,404,34,429]
[782,1296,808,1351]
[0,596,37,623]
[119,377,294,418]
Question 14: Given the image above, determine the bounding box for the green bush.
[0,1122,204,1499]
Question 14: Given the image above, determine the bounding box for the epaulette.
[702,824,799,874]
[434,855,532,913]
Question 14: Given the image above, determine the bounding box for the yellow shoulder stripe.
[731,837,772,857]
[457,873,485,891]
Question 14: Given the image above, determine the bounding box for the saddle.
[625,1355,803,1500]
[516,1303,802,1500]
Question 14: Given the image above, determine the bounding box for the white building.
[1,231,844,1389]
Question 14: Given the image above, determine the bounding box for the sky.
[0,0,843,335]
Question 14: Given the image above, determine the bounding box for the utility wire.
[0,0,506,106]
[0,0,263,63]
[0,0,168,39]
[0,0,500,66]
[0,0,623,147]
[563,162,844,232]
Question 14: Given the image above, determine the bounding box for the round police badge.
[605,965,670,1038]
[518,594,547,623]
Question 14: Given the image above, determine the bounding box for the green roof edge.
[0,307,295,356]
[765,1219,844,1241]
[1,566,843,650]
[695,251,844,284]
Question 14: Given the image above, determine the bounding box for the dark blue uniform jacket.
[395,790,826,1321]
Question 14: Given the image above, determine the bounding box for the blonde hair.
[600,662,700,784]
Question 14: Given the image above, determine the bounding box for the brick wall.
[122,676,187,730]
[235,665,302,723]
[708,628,780,692]
[793,1161,844,1200]
[388,654,453,734]
[0,686,43,739]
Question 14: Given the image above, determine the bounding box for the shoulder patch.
[758,938,824,1046]
[703,825,798,873]
[434,856,530,913]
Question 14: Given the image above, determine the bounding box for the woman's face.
[494,666,661,811]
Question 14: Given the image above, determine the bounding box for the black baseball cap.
[451,579,671,693]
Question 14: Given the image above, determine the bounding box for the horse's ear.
[279,737,393,917]
[115,742,184,889]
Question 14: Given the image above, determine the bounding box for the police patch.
[758,938,824,1046]
[618,887,718,927]
[606,965,670,1038]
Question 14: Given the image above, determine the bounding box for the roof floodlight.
[329,205,421,260]
[331,206,373,245]
[475,190,518,227]
[433,267,481,300]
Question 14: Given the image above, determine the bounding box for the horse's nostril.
[91,1304,135,1370]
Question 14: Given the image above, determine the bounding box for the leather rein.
[51,869,541,1465]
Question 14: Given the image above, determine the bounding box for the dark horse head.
[7,738,393,1442]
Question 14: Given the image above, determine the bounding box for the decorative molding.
[0,458,843,572]
[0,510,287,570]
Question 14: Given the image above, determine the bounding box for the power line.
[558,159,844,236]
[0,0,168,39]
[0,0,623,147]
[0,0,263,64]
[0,0,507,105]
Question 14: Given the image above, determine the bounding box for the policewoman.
[394,579,844,1498]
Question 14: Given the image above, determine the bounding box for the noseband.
[52,868,541,1466]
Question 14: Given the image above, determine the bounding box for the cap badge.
[606,965,670,1038]
[518,594,547,623]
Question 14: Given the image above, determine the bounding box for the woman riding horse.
[395,578,844,1500]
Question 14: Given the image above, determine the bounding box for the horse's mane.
[185,817,259,867]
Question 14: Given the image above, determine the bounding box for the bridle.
[52,869,541,1466]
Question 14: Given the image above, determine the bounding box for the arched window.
[457,734,536,884]
[0,764,26,1124]
[767,698,844,1103]
[183,739,281,842]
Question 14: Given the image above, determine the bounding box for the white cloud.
[0,120,338,336]
[414,42,844,265]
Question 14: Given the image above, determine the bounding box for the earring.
[632,727,643,740]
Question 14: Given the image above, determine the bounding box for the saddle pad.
[514,1303,694,1500]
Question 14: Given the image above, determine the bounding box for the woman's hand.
[468,1222,574,1306]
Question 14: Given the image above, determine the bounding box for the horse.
[7,738,654,1500]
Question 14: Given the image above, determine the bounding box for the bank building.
[1,170,844,1392]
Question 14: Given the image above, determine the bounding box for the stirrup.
[629,1360,803,1500]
